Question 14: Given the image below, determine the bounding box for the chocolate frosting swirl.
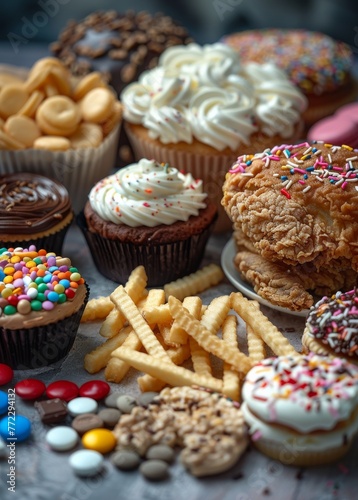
[0,173,72,234]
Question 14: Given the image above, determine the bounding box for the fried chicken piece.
[235,250,358,312]
[223,143,358,271]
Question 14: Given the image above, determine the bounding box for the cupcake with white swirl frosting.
[78,158,217,286]
[121,43,307,232]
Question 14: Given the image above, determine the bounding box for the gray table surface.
[0,223,357,500]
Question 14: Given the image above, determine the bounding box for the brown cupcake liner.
[77,212,216,287]
[0,283,89,369]
[0,217,73,255]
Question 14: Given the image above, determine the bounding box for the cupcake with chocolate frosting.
[78,158,217,286]
[0,173,73,254]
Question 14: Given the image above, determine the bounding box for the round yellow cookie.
[80,87,115,124]
[69,122,103,148]
[0,73,25,90]
[36,96,81,136]
[0,129,25,149]
[4,115,41,148]
[0,84,29,119]
[17,90,45,118]
[33,135,71,151]
[101,101,123,137]
[73,72,107,101]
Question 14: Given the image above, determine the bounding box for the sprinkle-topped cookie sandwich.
[0,246,88,368]
[222,142,358,311]
[241,353,358,465]
[302,289,358,363]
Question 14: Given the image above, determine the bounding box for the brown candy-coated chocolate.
[71,413,104,436]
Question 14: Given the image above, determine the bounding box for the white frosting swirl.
[121,43,307,150]
[190,88,256,150]
[89,158,208,227]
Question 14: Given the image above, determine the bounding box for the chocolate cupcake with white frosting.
[0,172,73,254]
[77,158,217,286]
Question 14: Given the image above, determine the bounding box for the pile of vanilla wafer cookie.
[0,57,122,151]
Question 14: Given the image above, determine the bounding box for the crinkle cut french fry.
[164,264,224,301]
[81,296,113,322]
[200,295,231,334]
[158,323,180,348]
[100,266,148,338]
[99,307,125,339]
[222,314,241,402]
[105,331,142,383]
[84,326,132,374]
[230,292,298,357]
[189,337,212,375]
[168,296,254,375]
[106,289,168,383]
[168,296,202,345]
[246,301,266,362]
[142,304,172,326]
[114,347,222,392]
[110,286,170,360]
[137,344,191,393]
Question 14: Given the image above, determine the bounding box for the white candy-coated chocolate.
[69,449,104,477]
[67,397,98,417]
[45,426,78,451]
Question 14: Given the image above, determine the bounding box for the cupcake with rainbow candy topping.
[0,246,89,369]
[78,157,217,286]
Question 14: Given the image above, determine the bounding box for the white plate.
[221,239,309,317]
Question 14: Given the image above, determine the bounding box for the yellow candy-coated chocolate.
[81,429,116,454]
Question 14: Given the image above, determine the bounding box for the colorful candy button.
[15,379,46,400]
[46,426,78,451]
[82,428,117,454]
[0,364,13,386]
[69,449,104,477]
[79,380,110,400]
[46,381,79,402]
[67,397,98,417]
[0,415,31,442]
[0,391,8,415]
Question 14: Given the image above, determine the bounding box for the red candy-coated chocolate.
[46,380,79,402]
[79,380,110,400]
[0,364,14,386]
[15,379,46,400]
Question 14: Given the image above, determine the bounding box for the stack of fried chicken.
[222,142,358,312]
